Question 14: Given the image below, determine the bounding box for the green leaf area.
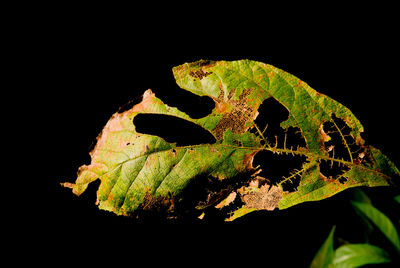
[310,226,336,268]
[333,244,391,267]
[62,60,399,220]
[311,225,392,267]
[352,201,400,253]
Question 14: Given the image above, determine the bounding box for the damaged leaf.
[62,59,399,221]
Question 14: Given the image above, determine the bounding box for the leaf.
[350,189,374,242]
[395,195,400,204]
[351,188,371,205]
[351,201,400,252]
[310,226,336,268]
[332,244,391,267]
[62,60,399,220]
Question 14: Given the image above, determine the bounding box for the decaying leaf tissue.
[62,60,399,221]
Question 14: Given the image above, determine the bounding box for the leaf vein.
[118,154,150,211]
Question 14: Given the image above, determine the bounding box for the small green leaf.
[310,226,336,268]
[351,201,400,252]
[395,195,400,204]
[350,189,373,242]
[333,244,390,268]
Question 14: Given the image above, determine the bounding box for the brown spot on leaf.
[295,80,304,88]
[215,101,231,114]
[243,150,260,171]
[141,190,175,212]
[212,89,257,140]
[319,172,335,182]
[355,134,365,146]
[319,123,331,149]
[189,70,212,80]
[233,140,242,146]
[197,60,214,67]
[238,178,282,211]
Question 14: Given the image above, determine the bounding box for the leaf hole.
[322,114,368,164]
[154,89,215,119]
[319,160,350,182]
[254,97,289,140]
[174,171,253,222]
[254,98,307,148]
[133,114,216,146]
[253,151,307,192]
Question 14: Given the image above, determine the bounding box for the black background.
[20,9,399,267]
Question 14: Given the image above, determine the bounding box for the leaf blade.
[350,189,374,242]
[310,226,336,268]
[333,244,391,268]
[174,60,398,210]
[395,195,400,204]
[351,188,371,205]
[351,201,400,252]
[63,60,399,219]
